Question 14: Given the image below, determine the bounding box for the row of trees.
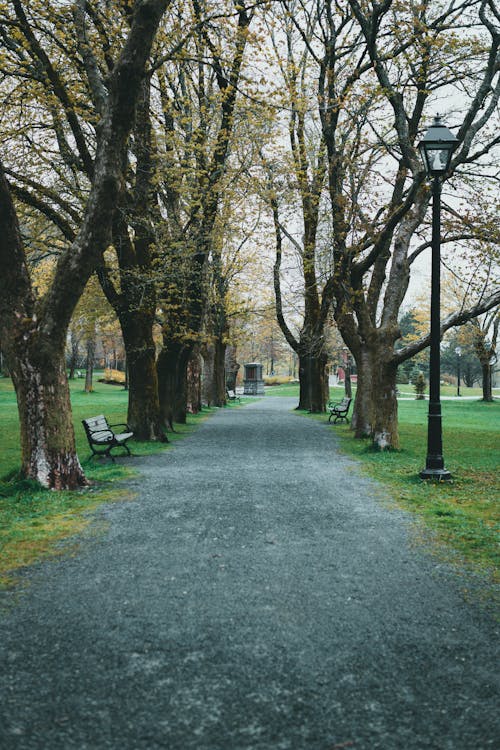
[265,0,499,448]
[0,0,498,489]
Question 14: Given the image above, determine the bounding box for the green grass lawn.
[0,376,215,587]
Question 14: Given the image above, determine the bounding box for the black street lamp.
[455,346,462,397]
[418,115,459,481]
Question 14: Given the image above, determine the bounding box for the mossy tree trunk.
[120,312,166,440]
[213,338,227,407]
[157,341,191,426]
[10,339,87,488]
[186,346,202,414]
[297,349,328,412]
[201,344,217,406]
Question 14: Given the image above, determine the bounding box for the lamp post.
[418,115,458,481]
[455,346,462,397]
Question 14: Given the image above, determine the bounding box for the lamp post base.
[419,466,452,481]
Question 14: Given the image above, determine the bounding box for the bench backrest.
[82,415,115,443]
[83,415,109,433]
[332,397,351,411]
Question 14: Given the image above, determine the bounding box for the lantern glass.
[418,116,458,177]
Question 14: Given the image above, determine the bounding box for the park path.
[0,396,498,750]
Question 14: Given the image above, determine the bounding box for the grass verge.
[0,377,217,588]
[305,398,499,586]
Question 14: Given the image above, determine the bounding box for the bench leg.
[108,443,131,459]
[334,415,349,424]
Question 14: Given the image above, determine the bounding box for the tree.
[396,310,429,384]
[0,0,171,488]
[284,0,500,448]
[471,309,499,401]
[154,0,255,424]
[260,3,334,411]
[1,1,179,442]
[440,329,482,388]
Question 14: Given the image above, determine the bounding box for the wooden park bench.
[327,397,352,424]
[82,415,133,461]
[226,389,241,403]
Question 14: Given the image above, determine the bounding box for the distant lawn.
[265,380,491,400]
[0,376,214,587]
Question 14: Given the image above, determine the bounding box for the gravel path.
[0,396,498,750]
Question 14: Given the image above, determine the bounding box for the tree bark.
[225,345,240,391]
[481,362,493,402]
[213,338,227,407]
[84,336,95,393]
[370,360,400,451]
[157,341,191,425]
[186,346,202,414]
[297,350,328,412]
[350,341,399,449]
[10,337,87,488]
[121,313,166,440]
[201,344,217,406]
[68,330,80,379]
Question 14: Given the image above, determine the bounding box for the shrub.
[98,368,126,385]
[414,371,426,400]
[263,376,295,386]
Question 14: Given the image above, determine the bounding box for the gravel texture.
[0,396,498,749]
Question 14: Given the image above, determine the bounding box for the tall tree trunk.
[201,344,217,406]
[157,341,191,425]
[481,362,493,402]
[351,342,400,449]
[186,346,202,414]
[351,346,373,438]
[371,360,399,450]
[121,314,166,440]
[68,330,79,379]
[213,337,227,407]
[297,350,327,412]
[10,344,87,488]
[225,345,240,391]
[84,337,95,393]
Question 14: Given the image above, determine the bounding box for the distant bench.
[82,415,133,461]
[327,397,352,424]
[226,389,241,403]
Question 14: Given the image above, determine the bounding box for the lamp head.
[418,115,459,177]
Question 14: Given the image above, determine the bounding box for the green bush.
[263,376,296,386]
[414,371,426,400]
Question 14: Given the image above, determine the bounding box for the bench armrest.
[88,429,114,442]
